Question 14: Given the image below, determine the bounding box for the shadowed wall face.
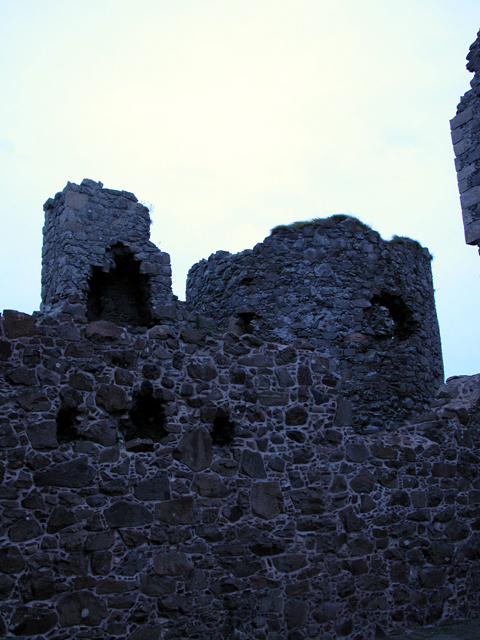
[86,244,153,328]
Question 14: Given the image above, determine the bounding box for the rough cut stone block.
[251,482,283,519]
[192,473,229,497]
[10,606,58,636]
[134,474,170,502]
[104,502,153,528]
[460,185,480,208]
[46,506,76,534]
[96,384,129,412]
[153,551,193,576]
[241,450,267,479]
[127,624,163,640]
[465,219,480,244]
[285,406,308,426]
[34,458,96,488]
[65,191,88,209]
[450,106,473,129]
[57,590,108,626]
[272,554,306,573]
[0,546,25,573]
[346,442,369,463]
[85,320,124,341]
[27,421,57,450]
[2,310,36,338]
[454,138,471,156]
[174,427,212,471]
[155,496,196,525]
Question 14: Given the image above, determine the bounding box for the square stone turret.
[41,179,175,325]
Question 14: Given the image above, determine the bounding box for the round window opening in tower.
[366,293,418,341]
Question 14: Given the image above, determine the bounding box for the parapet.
[451,30,480,246]
[41,179,175,323]
[187,216,444,431]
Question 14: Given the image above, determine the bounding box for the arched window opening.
[211,411,235,446]
[121,388,167,443]
[236,312,256,334]
[367,293,418,341]
[56,408,82,444]
[86,244,152,328]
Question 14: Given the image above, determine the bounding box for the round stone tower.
[186,215,444,430]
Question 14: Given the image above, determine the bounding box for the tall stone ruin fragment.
[451,29,480,248]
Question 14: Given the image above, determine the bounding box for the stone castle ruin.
[0,31,479,640]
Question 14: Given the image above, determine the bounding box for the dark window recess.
[86,244,153,328]
[236,312,256,334]
[56,408,82,444]
[120,389,167,442]
[211,412,235,446]
[367,293,418,341]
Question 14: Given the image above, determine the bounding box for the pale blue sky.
[1,0,480,378]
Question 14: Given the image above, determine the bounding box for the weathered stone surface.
[0,546,25,573]
[104,502,153,528]
[192,473,229,497]
[2,310,36,338]
[155,496,196,525]
[10,606,57,635]
[85,320,124,340]
[418,567,447,589]
[27,421,57,449]
[9,518,43,542]
[251,482,283,519]
[46,506,76,533]
[127,624,163,640]
[346,442,369,463]
[0,575,15,600]
[34,458,95,488]
[285,406,308,426]
[241,450,267,478]
[272,554,306,573]
[57,590,108,626]
[96,383,129,412]
[141,573,176,597]
[134,473,170,501]
[18,571,55,602]
[186,361,217,380]
[153,551,193,576]
[174,427,212,471]
[85,531,115,551]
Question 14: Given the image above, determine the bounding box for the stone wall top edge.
[189,215,432,274]
[43,179,142,211]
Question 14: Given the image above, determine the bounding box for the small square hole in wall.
[120,385,167,442]
[211,412,235,446]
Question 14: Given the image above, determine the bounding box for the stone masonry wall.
[187,217,443,432]
[0,310,478,640]
[41,180,175,322]
[451,29,480,247]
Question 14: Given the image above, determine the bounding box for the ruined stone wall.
[0,310,478,640]
[41,180,175,323]
[187,217,443,432]
[451,29,480,247]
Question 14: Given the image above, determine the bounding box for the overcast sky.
[1,0,480,379]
